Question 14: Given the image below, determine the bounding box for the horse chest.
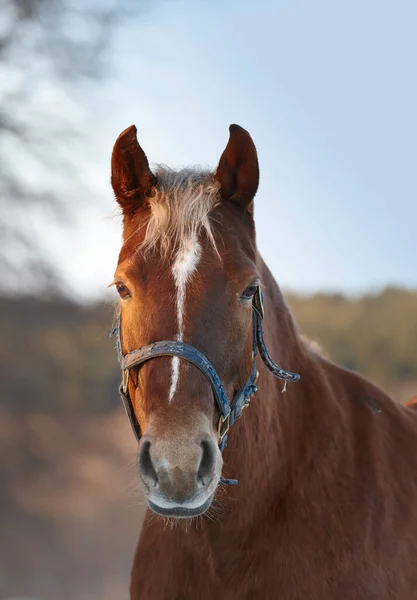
[132,512,416,600]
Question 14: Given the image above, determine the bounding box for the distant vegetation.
[0,296,118,413]
[1,287,416,414]
[287,287,417,391]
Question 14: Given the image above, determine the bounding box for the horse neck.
[220,256,340,520]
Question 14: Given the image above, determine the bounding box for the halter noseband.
[111,287,300,485]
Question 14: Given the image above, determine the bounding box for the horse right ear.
[111,125,156,215]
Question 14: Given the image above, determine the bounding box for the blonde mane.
[139,167,221,256]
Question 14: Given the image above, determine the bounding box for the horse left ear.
[216,124,259,211]
[111,125,156,215]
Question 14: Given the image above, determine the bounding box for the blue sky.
[40,0,417,299]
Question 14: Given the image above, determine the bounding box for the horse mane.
[300,334,327,357]
[138,167,221,257]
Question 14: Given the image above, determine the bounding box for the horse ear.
[111,125,156,214]
[216,124,259,210]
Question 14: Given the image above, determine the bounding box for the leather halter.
[111,287,300,484]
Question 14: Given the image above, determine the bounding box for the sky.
[36,0,417,300]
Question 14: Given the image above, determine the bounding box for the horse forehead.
[172,234,203,282]
[118,234,213,289]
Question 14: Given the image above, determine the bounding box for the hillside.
[286,286,417,401]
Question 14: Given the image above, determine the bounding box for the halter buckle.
[122,369,129,394]
[241,398,251,414]
[217,413,230,444]
[249,370,259,399]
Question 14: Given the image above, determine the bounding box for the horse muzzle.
[137,431,221,518]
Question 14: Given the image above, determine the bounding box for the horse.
[109,124,417,599]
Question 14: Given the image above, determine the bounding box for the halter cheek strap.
[111,287,300,484]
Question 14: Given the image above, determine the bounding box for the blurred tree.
[0,0,145,293]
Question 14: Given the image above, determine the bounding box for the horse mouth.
[147,494,214,518]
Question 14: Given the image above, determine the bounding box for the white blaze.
[168,234,202,402]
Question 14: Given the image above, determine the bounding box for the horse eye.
[241,284,258,300]
[116,283,131,299]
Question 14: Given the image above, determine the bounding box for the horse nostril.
[198,439,216,486]
[139,440,158,487]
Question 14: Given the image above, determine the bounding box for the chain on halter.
[110,286,300,485]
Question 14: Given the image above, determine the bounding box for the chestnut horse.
[110,124,417,599]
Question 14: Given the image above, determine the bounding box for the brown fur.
[110,125,417,599]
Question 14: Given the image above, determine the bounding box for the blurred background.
[0,0,416,598]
